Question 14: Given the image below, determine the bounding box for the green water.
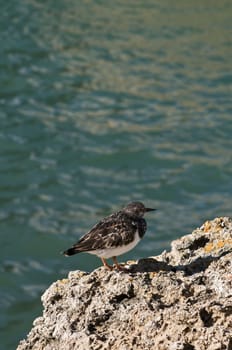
[1,1,232,348]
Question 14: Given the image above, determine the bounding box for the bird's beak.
[145,208,156,212]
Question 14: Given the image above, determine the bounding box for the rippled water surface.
[1,1,232,348]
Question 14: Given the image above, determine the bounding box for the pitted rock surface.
[17,217,232,350]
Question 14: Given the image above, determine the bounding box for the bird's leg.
[112,256,126,271]
[101,258,113,270]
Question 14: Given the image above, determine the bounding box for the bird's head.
[123,201,156,218]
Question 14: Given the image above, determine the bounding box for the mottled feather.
[65,211,146,254]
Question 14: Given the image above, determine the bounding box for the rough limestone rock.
[17,217,232,350]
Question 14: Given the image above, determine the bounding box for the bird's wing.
[71,213,137,252]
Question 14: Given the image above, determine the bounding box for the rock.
[17,217,232,350]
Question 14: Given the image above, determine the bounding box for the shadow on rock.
[128,248,232,275]
[128,258,175,273]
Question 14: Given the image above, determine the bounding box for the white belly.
[88,230,141,259]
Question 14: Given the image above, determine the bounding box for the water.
[1,0,232,348]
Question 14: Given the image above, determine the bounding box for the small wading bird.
[63,201,155,271]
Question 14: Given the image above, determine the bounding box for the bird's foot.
[101,257,130,272]
[101,258,114,270]
[112,257,129,272]
[114,264,129,272]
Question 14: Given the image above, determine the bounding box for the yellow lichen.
[203,218,228,233]
[203,221,212,232]
[204,242,214,253]
[204,239,232,253]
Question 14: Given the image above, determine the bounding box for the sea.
[1,1,232,348]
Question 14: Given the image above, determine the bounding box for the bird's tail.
[63,247,79,256]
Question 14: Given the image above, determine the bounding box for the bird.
[63,201,155,271]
